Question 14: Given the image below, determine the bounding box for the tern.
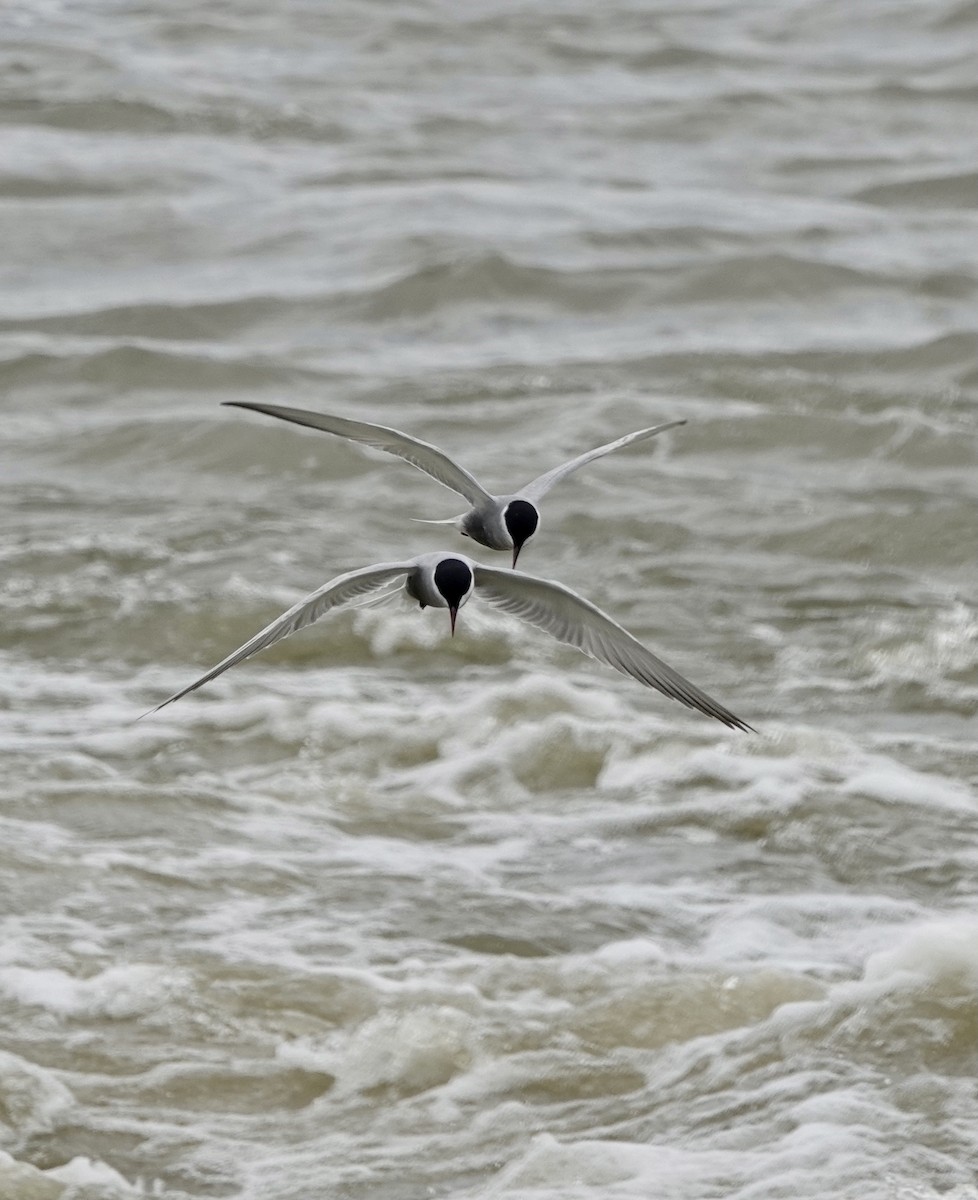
[145,553,752,730]
[223,402,685,567]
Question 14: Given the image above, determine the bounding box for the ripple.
[359,252,639,319]
[665,252,896,303]
[853,170,978,208]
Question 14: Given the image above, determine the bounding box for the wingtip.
[727,714,757,734]
[632,417,688,439]
[135,692,183,721]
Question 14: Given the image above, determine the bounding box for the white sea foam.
[277,1004,480,1099]
[0,1052,74,1143]
[843,759,976,813]
[0,1149,64,1200]
[45,1155,135,1193]
[472,1122,906,1200]
[862,600,978,688]
[862,917,978,993]
[0,964,188,1020]
[0,1151,138,1200]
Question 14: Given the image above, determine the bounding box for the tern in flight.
[223,402,685,567]
[146,552,752,731]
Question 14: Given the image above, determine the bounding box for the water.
[2,1,977,1196]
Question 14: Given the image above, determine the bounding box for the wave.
[1,91,347,142]
[934,0,978,24]
[0,297,285,340]
[358,252,641,319]
[0,340,290,390]
[664,253,898,304]
[853,170,978,208]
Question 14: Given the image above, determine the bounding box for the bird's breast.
[406,569,448,609]
[461,504,509,551]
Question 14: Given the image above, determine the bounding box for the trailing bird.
[223,402,685,567]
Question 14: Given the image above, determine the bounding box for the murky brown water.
[2,2,977,1197]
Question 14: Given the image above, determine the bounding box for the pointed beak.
[449,604,459,636]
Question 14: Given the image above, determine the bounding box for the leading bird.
[145,552,753,731]
[223,402,685,567]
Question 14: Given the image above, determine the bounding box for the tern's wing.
[518,419,686,503]
[224,402,494,507]
[473,564,753,732]
[145,561,414,715]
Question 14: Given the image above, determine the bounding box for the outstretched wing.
[145,561,414,715]
[518,419,686,503]
[224,402,494,507]
[474,564,753,732]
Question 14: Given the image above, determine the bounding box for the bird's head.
[433,557,475,635]
[503,500,539,568]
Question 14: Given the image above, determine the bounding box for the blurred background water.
[2,1,977,1197]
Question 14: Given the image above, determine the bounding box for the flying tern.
[145,552,752,731]
[223,402,685,567]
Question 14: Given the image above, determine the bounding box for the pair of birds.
[150,402,753,732]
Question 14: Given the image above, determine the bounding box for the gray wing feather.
[518,419,686,503]
[474,564,753,732]
[146,561,413,714]
[224,402,494,507]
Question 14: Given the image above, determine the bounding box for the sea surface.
[2,1,977,1197]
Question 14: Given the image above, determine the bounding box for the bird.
[144,552,753,731]
[222,401,686,567]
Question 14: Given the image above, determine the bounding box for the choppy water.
[2,1,978,1197]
